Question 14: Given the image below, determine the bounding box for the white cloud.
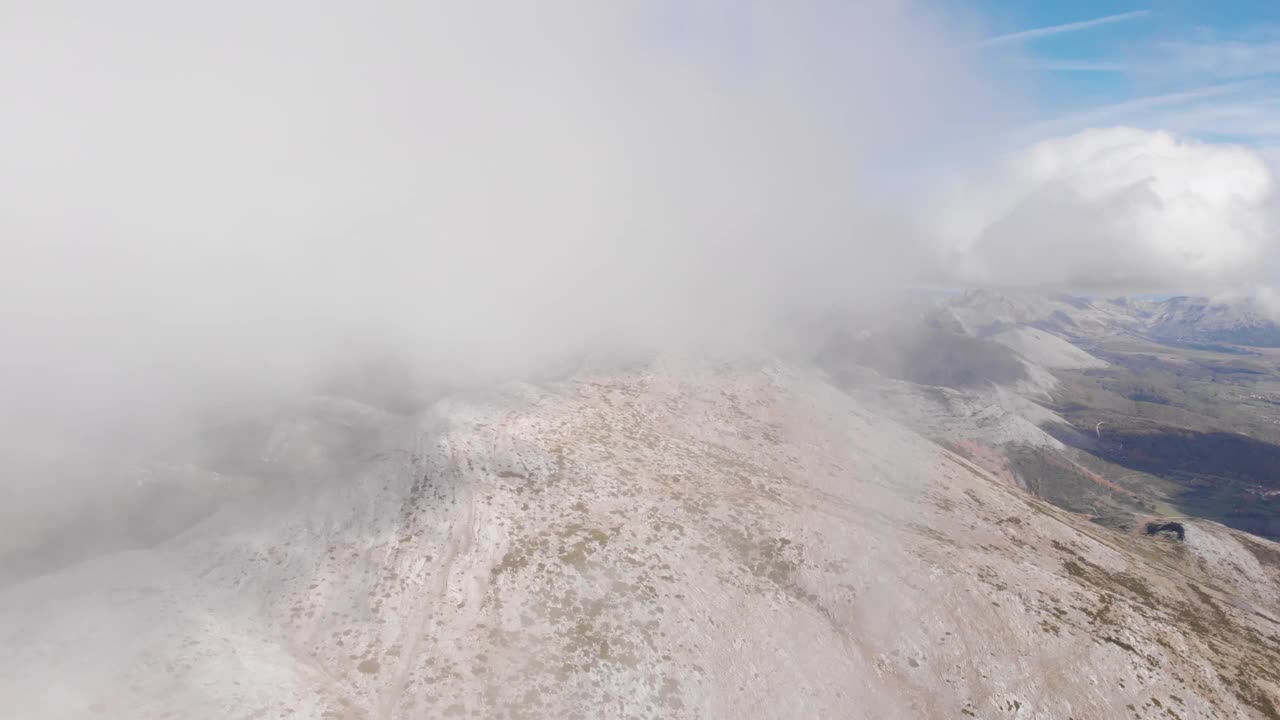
[1208,285,1280,320]
[931,127,1278,291]
[979,10,1150,48]
[0,0,998,454]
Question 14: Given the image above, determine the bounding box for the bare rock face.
[2,360,1279,719]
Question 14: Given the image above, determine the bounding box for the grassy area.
[1039,337,1280,539]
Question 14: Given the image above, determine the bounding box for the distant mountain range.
[939,288,1280,349]
[1148,295,1280,348]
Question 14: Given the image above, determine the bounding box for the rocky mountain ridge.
[3,360,1279,719]
[939,288,1280,349]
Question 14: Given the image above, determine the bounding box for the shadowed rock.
[1146,521,1186,541]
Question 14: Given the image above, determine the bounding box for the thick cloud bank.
[4,1,1276,481]
[0,1,997,466]
[0,2,981,387]
[933,127,1278,291]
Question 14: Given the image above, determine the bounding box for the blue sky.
[969,1,1280,153]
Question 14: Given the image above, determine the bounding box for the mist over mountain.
[4,2,1280,719]
[937,287,1280,350]
[1150,294,1280,348]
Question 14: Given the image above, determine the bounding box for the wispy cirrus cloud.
[1156,98,1280,140]
[1023,28,1280,148]
[1014,59,1127,72]
[1150,30,1280,80]
[1014,82,1249,142]
[979,10,1150,48]
[1012,25,1280,81]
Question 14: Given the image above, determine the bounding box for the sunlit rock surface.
[2,360,1278,719]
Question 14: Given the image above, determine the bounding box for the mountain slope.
[2,361,1278,719]
[939,289,1143,340]
[1149,295,1280,348]
[938,288,1280,350]
[990,326,1107,370]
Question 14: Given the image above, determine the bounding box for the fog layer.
[4,2,1277,545]
[0,1,996,445]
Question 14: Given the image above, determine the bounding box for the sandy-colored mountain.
[3,359,1277,719]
